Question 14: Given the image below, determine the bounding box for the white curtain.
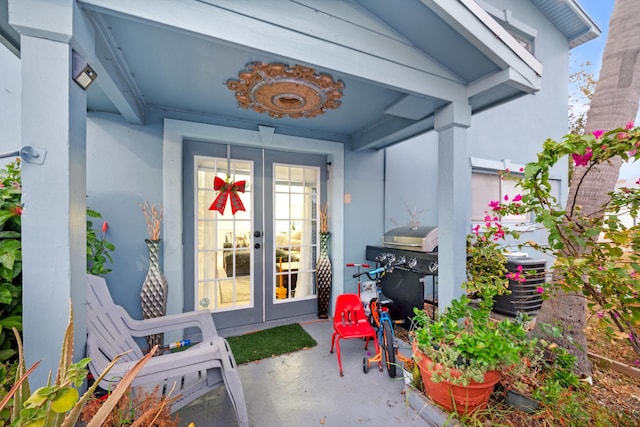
[294,187,313,298]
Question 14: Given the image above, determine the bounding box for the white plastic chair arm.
[121,310,218,339]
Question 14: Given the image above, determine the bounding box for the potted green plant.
[410,214,528,415]
[412,295,528,415]
[499,330,544,413]
[499,324,582,414]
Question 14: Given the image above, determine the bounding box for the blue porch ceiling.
[2,0,599,151]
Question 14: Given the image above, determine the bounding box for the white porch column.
[435,102,471,311]
[10,0,94,386]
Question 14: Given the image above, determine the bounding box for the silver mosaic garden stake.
[140,238,168,355]
[316,232,332,318]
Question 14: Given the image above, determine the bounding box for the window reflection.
[274,165,319,301]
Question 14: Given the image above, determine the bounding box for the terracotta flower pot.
[412,343,433,374]
[412,342,500,415]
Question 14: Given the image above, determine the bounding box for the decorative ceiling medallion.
[227,62,344,119]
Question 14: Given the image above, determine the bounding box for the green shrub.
[0,160,23,363]
[0,160,115,365]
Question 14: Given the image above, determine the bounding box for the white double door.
[183,141,327,329]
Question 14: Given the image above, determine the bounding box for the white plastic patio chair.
[86,274,248,426]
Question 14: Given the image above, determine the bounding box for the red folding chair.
[330,293,379,376]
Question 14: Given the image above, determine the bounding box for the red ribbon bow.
[209,176,246,215]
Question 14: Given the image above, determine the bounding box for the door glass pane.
[195,156,252,311]
[274,164,319,301]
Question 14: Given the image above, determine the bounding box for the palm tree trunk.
[534,0,640,375]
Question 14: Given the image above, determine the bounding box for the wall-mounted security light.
[72,51,97,90]
[0,146,47,165]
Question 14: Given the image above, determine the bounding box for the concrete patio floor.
[175,316,445,427]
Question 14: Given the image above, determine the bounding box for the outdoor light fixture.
[72,51,97,90]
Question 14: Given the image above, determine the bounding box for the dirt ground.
[583,315,640,420]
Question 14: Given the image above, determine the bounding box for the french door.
[183,141,327,329]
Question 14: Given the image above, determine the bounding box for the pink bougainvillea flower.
[626,121,634,130]
[634,359,640,367]
[618,132,630,141]
[597,311,604,318]
[519,167,524,172]
[512,194,522,202]
[472,224,480,235]
[503,194,509,201]
[507,272,524,282]
[517,265,523,272]
[102,221,109,234]
[592,129,604,139]
[572,147,592,167]
[489,200,501,211]
[536,287,544,294]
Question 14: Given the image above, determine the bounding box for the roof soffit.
[79,0,467,102]
[71,0,546,149]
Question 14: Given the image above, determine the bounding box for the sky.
[570,0,614,75]
[570,0,640,180]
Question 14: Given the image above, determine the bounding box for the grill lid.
[382,226,438,252]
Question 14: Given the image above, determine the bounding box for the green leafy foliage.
[86,209,115,276]
[412,296,528,385]
[412,215,533,386]
[0,161,23,364]
[0,161,115,368]
[0,309,160,427]
[496,126,640,357]
[0,361,18,423]
[464,222,512,297]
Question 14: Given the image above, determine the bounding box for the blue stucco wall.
[342,148,385,293]
[0,46,20,159]
[86,112,164,319]
[385,0,570,246]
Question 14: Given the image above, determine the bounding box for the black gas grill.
[366,226,439,325]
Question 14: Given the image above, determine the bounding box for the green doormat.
[227,323,318,365]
